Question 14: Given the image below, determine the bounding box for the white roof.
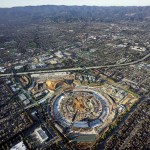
[18,94,27,101]
[73,121,89,128]
[10,141,26,150]
[35,128,49,142]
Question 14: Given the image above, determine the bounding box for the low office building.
[35,127,49,143]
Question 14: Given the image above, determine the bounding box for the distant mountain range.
[0,6,150,25]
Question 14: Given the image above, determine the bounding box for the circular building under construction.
[48,85,116,147]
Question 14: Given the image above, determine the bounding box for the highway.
[0,53,149,77]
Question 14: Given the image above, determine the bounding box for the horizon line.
[0,4,150,9]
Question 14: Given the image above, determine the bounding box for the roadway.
[0,53,149,77]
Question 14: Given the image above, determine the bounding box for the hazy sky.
[0,0,150,8]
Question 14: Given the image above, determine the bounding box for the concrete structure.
[46,80,67,91]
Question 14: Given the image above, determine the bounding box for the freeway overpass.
[0,53,149,77]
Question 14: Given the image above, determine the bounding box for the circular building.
[49,86,115,135]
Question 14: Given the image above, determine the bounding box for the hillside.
[0,6,150,25]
